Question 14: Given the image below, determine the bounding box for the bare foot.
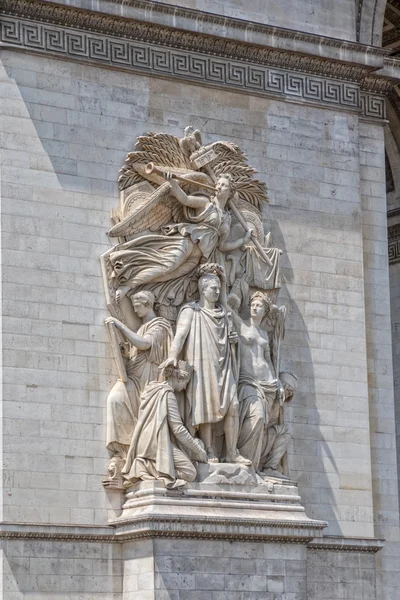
[225,451,252,466]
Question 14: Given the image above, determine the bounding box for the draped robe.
[123,382,198,487]
[179,302,237,427]
[106,317,173,451]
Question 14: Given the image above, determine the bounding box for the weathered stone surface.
[0,0,399,595]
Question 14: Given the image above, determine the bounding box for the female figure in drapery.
[103,291,173,488]
[228,291,287,470]
[107,174,252,311]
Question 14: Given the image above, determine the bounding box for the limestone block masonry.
[0,0,399,599]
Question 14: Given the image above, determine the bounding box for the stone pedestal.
[110,465,326,598]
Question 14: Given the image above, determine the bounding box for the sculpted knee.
[107,381,128,410]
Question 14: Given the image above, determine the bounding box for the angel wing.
[108,182,181,238]
[207,143,268,212]
[263,305,286,375]
[118,132,192,191]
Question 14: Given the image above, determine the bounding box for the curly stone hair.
[196,262,224,279]
[132,290,155,308]
[164,360,193,382]
[217,172,236,195]
[197,263,224,294]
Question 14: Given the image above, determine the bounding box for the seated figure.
[122,361,208,488]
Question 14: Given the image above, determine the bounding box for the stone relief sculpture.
[122,361,208,489]
[103,291,172,488]
[101,126,294,489]
[161,263,251,465]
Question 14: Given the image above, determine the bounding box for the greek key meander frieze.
[389,224,400,264]
[2,0,388,58]
[0,16,386,118]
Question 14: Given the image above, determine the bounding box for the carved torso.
[239,321,275,382]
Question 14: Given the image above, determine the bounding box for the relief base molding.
[0,522,383,552]
[0,0,399,119]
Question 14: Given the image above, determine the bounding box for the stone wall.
[1,49,377,539]
[360,121,400,600]
[1,0,400,595]
[124,538,307,600]
[307,549,377,600]
[2,539,121,599]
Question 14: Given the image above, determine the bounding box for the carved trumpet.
[145,162,216,192]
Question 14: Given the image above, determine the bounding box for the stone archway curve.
[358,0,388,45]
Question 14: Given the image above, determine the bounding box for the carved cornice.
[0,0,392,119]
[0,523,115,542]
[308,535,384,553]
[0,521,383,553]
[0,16,364,112]
[13,0,388,57]
[0,0,380,83]
[112,514,327,543]
[361,75,395,94]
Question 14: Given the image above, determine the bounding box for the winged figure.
[101,126,282,330]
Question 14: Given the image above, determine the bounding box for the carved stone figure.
[259,370,297,479]
[122,361,208,488]
[101,126,294,490]
[228,291,287,470]
[103,291,172,487]
[107,173,252,310]
[161,264,251,465]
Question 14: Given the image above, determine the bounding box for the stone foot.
[206,447,219,464]
[226,451,252,466]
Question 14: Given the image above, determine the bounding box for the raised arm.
[226,293,244,330]
[105,317,151,351]
[168,177,210,210]
[218,228,253,253]
[160,308,193,369]
[166,393,207,461]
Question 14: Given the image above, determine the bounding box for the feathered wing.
[108,182,180,238]
[270,306,286,375]
[207,143,268,212]
[118,132,192,191]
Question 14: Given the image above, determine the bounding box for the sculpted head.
[132,290,155,318]
[164,360,193,392]
[250,291,271,321]
[215,173,235,206]
[197,263,223,304]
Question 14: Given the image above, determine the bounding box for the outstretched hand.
[195,443,208,463]
[228,331,239,344]
[159,356,178,371]
[243,229,254,244]
[105,316,119,327]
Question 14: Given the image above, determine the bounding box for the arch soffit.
[358,0,388,45]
